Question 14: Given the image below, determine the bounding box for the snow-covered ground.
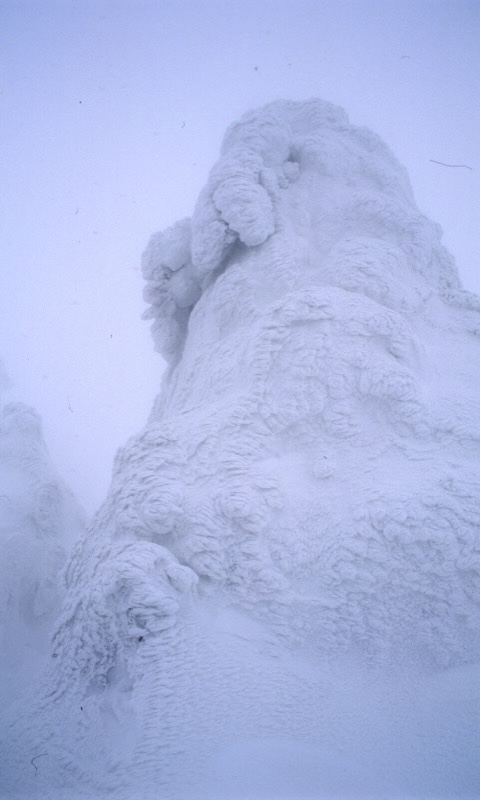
[1,99,479,799]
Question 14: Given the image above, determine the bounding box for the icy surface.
[2,99,480,798]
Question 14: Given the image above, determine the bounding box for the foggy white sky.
[1,0,479,513]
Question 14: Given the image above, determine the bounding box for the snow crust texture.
[2,99,480,799]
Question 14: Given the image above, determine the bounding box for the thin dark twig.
[430,159,473,171]
[30,753,48,775]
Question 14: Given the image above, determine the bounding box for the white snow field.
[1,99,480,799]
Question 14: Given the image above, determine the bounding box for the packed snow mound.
[2,99,480,799]
[0,401,85,706]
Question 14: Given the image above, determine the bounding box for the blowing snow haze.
[1,99,480,798]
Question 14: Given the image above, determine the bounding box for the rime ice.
[2,99,480,799]
[0,402,85,707]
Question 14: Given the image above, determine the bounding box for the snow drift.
[2,99,480,798]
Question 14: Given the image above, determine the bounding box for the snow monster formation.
[0,401,85,708]
[2,99,480,798]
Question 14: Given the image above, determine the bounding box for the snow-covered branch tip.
[430,159,473,171]
[30,754,48,775]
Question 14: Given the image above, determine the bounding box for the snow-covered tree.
[2,100,480,799]
[0,399,85,707]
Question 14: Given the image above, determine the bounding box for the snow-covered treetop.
[142,98,459,362]
[0,401,85,555]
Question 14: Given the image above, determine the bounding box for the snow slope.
[2,99,480,799]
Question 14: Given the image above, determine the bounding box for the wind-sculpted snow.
[2,99,480,798]
[0,402,85,708]
[142,98,464,363]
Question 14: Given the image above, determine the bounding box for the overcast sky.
[1,0,479,513]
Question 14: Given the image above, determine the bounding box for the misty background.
[1,0,479,514]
